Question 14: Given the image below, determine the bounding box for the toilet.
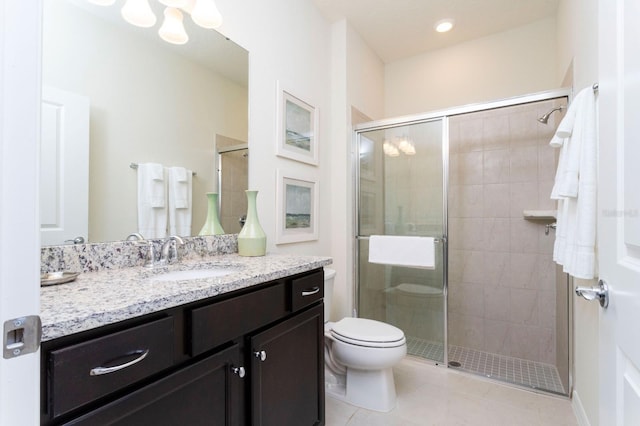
[323,268,407,412]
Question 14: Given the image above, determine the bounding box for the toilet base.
[325,366,397,412]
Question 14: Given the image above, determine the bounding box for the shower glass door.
[356,119,446,363]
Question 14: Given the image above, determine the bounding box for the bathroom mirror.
[40,0,249,245]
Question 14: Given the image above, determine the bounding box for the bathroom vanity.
[39,253,330,425]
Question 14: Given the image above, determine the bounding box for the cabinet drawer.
[190,282,287,356]
[47,317,174,419]
[290,269,324,312]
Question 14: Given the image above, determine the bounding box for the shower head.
[537,106,565,124]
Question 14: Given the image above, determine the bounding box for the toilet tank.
[323,268,336,321]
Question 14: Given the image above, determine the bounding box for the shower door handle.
[575,279,609,308]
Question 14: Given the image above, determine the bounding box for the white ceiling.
[312,0,560,63]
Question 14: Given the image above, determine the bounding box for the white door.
[0,0,42,424]
[40,86,90,246]
[598,0,640,424]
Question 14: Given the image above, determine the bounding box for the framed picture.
[276,82,319,165]
[276,170,319,244]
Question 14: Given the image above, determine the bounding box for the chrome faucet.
[126,232,145,241]
[127,233,156,268]
[159,236,185,265]
[142,241,157,268]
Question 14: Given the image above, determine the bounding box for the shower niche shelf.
[523,210,557,221]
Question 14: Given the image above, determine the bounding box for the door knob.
[575,279,609,308]
[254,350,267,362]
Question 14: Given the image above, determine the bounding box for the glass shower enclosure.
[354,90,572,396]
[356,118,448,364]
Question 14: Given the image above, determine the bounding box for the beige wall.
[448,98,565,368]
[214,0,333,261]
[42,1,248,242]
[384,17,558,117]
[324,19,387,320]
[556,0,600,424]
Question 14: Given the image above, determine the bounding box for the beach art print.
[276,170,318,244]
[276,82,319,165]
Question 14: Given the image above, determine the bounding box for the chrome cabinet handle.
[301,287,320,297]
[575,279,609,308]
[89,349,149,376]
[254,350,267,362]
[231,365,245,378]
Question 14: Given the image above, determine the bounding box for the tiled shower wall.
[217,135,248,234]
[447,99,566,365]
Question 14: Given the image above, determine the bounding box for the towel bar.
[356,235,446,244]
[130,162,196,176]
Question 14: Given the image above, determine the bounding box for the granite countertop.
[41,254,332,342]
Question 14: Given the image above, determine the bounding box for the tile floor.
[407,337,566,394]
[325,356,578,426]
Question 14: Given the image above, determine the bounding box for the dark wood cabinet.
[66,344,242,426]
[40,268,325,426]
[250,304,324,426]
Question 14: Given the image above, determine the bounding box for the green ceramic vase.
[199,192,225,235]
[238,190,266,256]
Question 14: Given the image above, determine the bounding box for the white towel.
[549,87,598,279]
[137,163,167,239]
[368,235,436,269]
[168,167,192,236]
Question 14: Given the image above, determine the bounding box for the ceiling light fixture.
[90,0,223,45]
[158,7,189,45]
[121,0,157,28]
[191,0,223,29]
[434,19,454,33]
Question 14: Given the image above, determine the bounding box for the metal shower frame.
[351,87,573,393]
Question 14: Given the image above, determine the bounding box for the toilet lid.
[331,318,405,348]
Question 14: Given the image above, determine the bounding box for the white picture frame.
[275,169,319,244]
[276,81,319,165]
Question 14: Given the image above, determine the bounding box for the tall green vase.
[238,190,266,256]
[199,192,225,235]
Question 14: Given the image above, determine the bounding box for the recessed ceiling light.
[434,19,454,33]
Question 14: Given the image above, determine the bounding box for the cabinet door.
[250,304,324,426]
[66,344,243,426]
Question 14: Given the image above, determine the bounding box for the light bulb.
[159,7,189,45]
[383,141,400,157]
[191,0,223,29]
[88,0,116,5]
[434,19,454,33]
[121,0,157,28]
[398,138,416,155]
[159,0,187,7]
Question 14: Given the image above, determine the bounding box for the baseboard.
[572,389,592,426]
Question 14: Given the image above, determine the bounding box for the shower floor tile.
[406,337,566,394]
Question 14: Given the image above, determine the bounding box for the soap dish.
[41,272,80,286]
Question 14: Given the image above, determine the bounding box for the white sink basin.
[151,268,236,282]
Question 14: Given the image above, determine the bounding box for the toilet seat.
[330,318,406,348]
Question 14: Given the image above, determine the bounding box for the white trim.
[0,0,42,423]
[572,390,592,426]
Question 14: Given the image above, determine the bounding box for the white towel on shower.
[137,163,167,239]
[549,87,598,279]
[168,167,192,236]
[368,235,436,269]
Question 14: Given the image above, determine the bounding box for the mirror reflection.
[40,0,249,246]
